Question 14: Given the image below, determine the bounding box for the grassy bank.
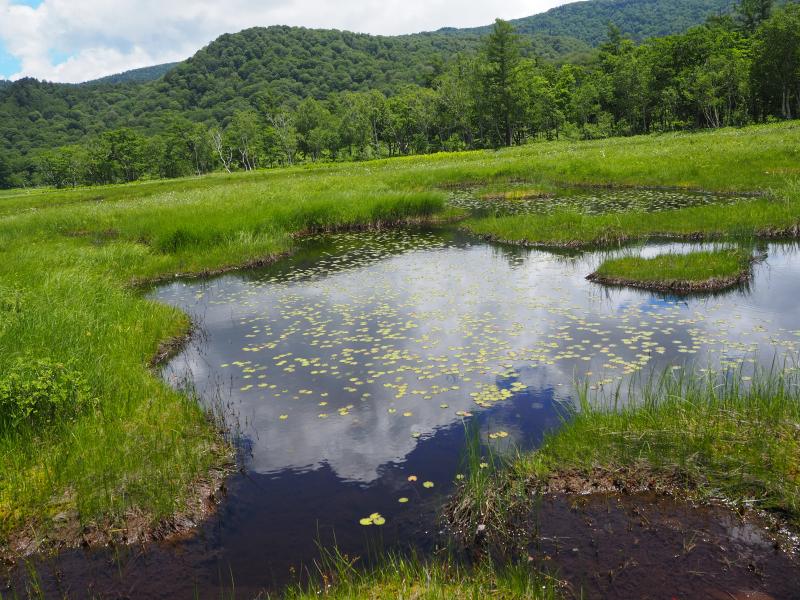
[587,248,755,292]
[2,122,800,554]
[463,190,800,248]
[285,551,559,599]
[449,368,800,552]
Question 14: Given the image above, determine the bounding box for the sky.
[0,0,568,83]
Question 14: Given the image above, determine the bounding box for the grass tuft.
[286,547,560,600]
[587,248,756,292]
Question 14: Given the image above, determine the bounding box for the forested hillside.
[0,26,588,169]
[1,0,796,189]
[451,0,736,44]
[87,63,179,85]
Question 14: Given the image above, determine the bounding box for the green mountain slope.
[0,25,589,159]
[86,62,179,85]
[447,0,737,45]
[0,0,735,165]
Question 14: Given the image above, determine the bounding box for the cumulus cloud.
[0,0,564,83]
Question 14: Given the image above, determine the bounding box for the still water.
[8,216,800,597]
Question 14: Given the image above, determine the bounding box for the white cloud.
[0,0,566,83]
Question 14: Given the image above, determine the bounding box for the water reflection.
[8,230,799,598]
[155,231,800,487]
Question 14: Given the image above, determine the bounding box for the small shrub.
[0,358,97,434]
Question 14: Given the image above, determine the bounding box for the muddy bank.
[449,467,800,598]
[532,492,800,599]
[1,462,233,567]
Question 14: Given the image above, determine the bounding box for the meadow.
[2,122,800,593]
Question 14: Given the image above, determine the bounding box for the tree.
[482,19,524,147]
[435,56,478,148]
[227,110,263,170]
[737,0,773,33]
[333,92,373,158]
[295,98,337,161]
[36,146,86,188]
[85,129,146,183]
[0,152,11,189]
[688,47,749,128]
[210,127,234,173]
[751,5,800,119]
[266,111,297,166]
[159,118,214,178]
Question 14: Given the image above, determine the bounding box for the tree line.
[2,0,798,189]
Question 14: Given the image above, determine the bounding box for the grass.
[449,367,800,553]
[464,192,800,248]
[285,549,559,600]
[2,121,800,554]
[587,248,755,291]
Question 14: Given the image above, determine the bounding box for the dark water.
[5,220,800,597]
[448,186,759,217]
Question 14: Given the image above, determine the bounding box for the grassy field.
[2,122,800,558]
[448,367,800,554]
[587,248,755,292]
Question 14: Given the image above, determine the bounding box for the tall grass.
[285,546,559,600]
[464,192,800,248]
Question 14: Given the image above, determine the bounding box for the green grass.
[450,367,800,552]
[590,248,753,288]
[285,550,559,600]
[2,122,800,552]
[464,192,800,248]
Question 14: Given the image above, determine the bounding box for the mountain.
[0,0,736,166]
[0,25,591,161]
[446,0,737,45]
[86,63,179,85]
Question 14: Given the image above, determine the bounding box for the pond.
[448,185,759,217]
[9,191,800,598]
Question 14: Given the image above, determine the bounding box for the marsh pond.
[10,189,800,598]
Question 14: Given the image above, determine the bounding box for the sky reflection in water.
[153,230,800,487]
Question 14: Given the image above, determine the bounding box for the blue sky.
[0,0,40,78]
[0,0,564,83]
[0,47,20,79]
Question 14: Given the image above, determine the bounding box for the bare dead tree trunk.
[211,130,233,173]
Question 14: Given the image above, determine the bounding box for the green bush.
[0,358,97,434]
